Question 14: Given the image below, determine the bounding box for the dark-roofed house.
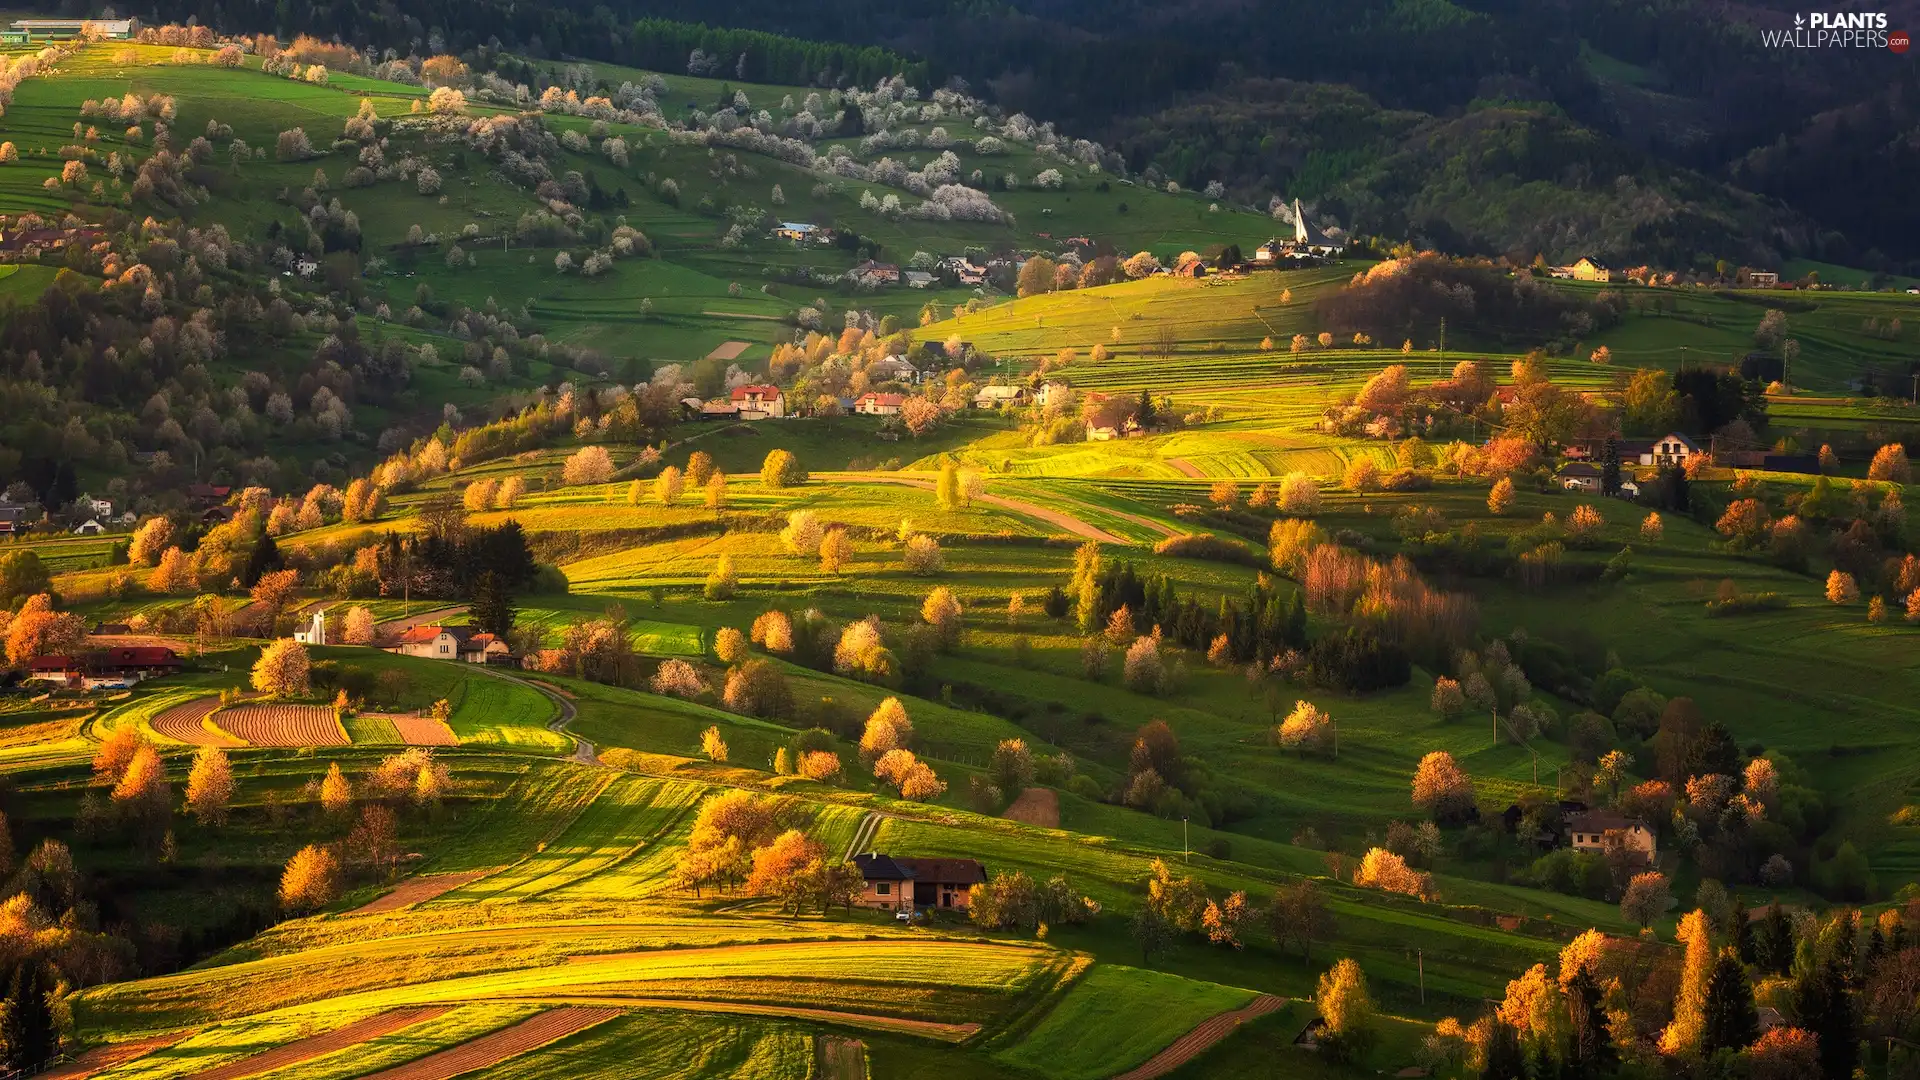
[852,854,987,912]
[1559,461,1602,493]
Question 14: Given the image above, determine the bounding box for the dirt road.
[1109,994,1285,1080]
[1166,458,1205,478]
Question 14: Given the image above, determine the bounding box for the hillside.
[6,20,1920,1080]
[136,0,1920,270]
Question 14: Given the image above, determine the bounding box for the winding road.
[1110,994,1286,1080]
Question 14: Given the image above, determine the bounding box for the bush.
[1151,533,1260,565]
[1523,848,1611,898]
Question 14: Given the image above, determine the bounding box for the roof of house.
[974,385,1026,400]
[1655,431,1701,450]
[778,222,817,232]
[894,857,987,885]
[856,392,906,407]
[1566,810,1648,834]
[730,384,782,401]
[1559,462,1602,477]
[28,656,78,672]
[187,483,233,500]
[852,854,917,881]
[95,646,182,668]
[395,624,467,645]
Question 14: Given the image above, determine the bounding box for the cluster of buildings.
[0,494,134,536]
[26,646,183,690]
[680,384,788,421]
[1546,256,1779,289]
[1250,200,1346,267]
[1502,800,1659,866]
[384,624,516,665]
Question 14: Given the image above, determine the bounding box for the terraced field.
[449,775,707,902]
[210,703,349,747]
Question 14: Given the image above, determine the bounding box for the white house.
[70,519,104,535]
[1636,432,1699,467]
[1566,810,1657,864]
[729,385,786,420]
[854,392,905,416]
[77,494,113,518]
[1558,462,1602,493]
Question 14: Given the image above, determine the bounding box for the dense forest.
[109,0,1920,268]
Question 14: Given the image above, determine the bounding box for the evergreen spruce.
[1701,948,1758,1054]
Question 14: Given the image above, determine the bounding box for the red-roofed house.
[729,384,786,419]
[27,647,183,689]
[384,625,513,664]
[853,392,905,416]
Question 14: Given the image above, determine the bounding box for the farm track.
[849,474,1129,545]
[356,1006,622,1080]
[351,871,491,915]
[477,668,593,764]
[841,811,882,862]
[1108,994,1285,1080]
[1165,458,1204,479]
[188,1007,452,1080]
[42,1031,193,1079]
[149,696,244,747]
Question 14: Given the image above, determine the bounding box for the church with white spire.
[1253,198,1345,266]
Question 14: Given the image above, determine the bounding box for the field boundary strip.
[355,1006,623,1080]
[841,812,882,863]
[40,1030,194,1079]
[187,1006,453,1080]
[487,996,983,1043]
[1107,994,1285,1080]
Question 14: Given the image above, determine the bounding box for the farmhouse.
[1556,257,1616,283]
[773,222,831,243]
[940,257,987,285]
[27,647,183,689]
[904,270,936,289]
[8,18,138,39]
[852,854,987,912]
[850,260,902,286]
[730,384,786,419]
[70,519,104,535]
[187,483,233,506]
[384,625,513,665]
[972,384,1029,409]
[853,392,905,416]
[1566,810,1657,864]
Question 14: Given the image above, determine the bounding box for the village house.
[1558,461,1603,493]
[187,483,233,507]
[904,270,935,289]
[853,392,905,416]
[70,519,105,535]
[28,646,183,690]
[730,384,786,420]
[972,384,1029,409]
[866,356,919,385]
[1566,810,1657,865]
[292,610,328,646]
[384,625,513,665]
[849,260,902,287]
[773,222,832,244]
[1739,269,1780,289]
[940,257,987,285]
[1635,432,1698,467]
[1036,382,1070,408]
[852,854,987,912]
[0,502,29,536]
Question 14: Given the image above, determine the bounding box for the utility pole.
[1183,817,1189,863]
[1418,950,1425,1005]
[1438,316,1446,379]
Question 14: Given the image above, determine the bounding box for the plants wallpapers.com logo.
[1759,12,1909,49]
